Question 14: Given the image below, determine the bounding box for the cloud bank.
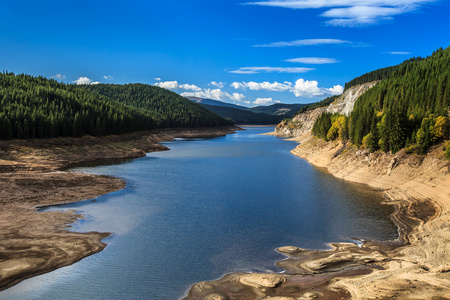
[181,89,248,103]
[384,51,411,55]
[285,57,339,64]
[73,77,100,85]
[254,38,350,48]
[229,67,315,74]
[210,81,226,88]
[254,97,281,105]
[244,0,437,26]
[154,80,202,91]
[231,79,343,98]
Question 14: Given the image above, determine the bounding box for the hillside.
[187,97,247,110]
[84,84,232,128]
[344,56,423,91]
[273,82,377,137]
[201,104,285,125]
[275,46,450,157]
[249,103,306,117]
[349,47,450,153]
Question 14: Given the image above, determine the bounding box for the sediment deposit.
[0,127,238,291]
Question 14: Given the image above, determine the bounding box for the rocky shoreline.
[184,135,450,299]
[0,126,238,292]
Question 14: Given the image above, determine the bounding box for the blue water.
[0,127,398,300]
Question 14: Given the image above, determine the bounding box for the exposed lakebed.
[0,127,398,300]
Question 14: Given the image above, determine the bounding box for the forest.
[343,57,423,91]
[312,47,450,156]
[84,84,232,128]
[0,73,230,140]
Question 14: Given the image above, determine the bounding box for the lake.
[0,127,398,300]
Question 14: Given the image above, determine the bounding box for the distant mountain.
[187,97,247,110]
[187,97,307,124]
[200,104,285,125]
[249,103,307,117]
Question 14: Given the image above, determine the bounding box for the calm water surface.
[0,127,398,300]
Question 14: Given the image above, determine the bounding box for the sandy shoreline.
[184,135,450,299]
[0,126,238,292]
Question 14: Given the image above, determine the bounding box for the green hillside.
[350,47,450,153]
[311,47,450,155]
[0,73,231,140]
[84,84,232,128]
[201,104,285,125]
[344,57,423,91]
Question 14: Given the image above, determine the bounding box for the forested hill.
[349,47,450,153]
[344,57,423,91]
[0,73,231,140]
[84,84,232,128]
[312,46,450,156]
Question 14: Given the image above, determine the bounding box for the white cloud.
[384,51,411,55]
[291,79,323,97]
[155,80,179,89]
[229,67,314,74]
[292,79,343,98]
[210,81,226,88]
[244,0,437,26]
[179,84,202,91]
[285,57,339,64]
[154,77,162,81]
[231,81,292,91]
[232,79,343,98]
[326,85,345,95]
[181,89,247,102]
[73,77,99,85]
[254,98,281,105]
[52,74,65,80]
[103,75,113,80]
[154,80,201,91]
[254,38,350,48]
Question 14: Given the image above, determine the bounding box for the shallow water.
[0,127,398,300]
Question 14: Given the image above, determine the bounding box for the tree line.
[343,57,423,91]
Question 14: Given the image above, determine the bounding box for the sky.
[1,0,449,107]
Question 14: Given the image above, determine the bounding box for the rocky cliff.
[272,81,379,138]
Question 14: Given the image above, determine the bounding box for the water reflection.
[0,127,397,300]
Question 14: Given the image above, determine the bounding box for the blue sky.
[1,0,449,106]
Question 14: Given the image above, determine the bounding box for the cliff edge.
[271,81,378,138]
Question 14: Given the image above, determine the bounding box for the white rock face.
[273,81,379,137]
[326,81,379,116]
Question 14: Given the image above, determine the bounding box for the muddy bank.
[184,136,450,299]
[0,126,238,292]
